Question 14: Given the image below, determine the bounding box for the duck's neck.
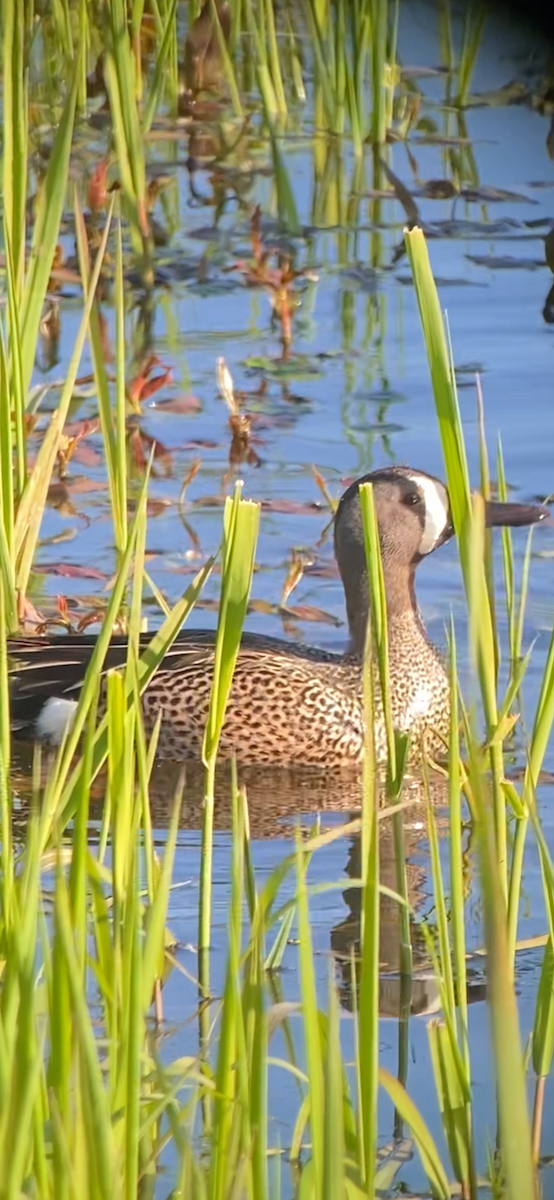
[345,562,427,657]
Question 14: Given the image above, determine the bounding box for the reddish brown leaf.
[35,562,109,580]
[150,394,202,414]
[63,418,100,439]
[282,604,343,626]
[137,368,174,403]
[71,443,103,468]
[17,594,46,632]
[77,610,108,632]
[128,355,173,406]
[260,499,323,515]
[64,478,107,495]
[88,158,109,211]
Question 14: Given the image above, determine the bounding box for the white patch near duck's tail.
[408,472,450,554]
[35,697,79,743]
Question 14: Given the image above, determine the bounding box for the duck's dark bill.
[485,500,550,527]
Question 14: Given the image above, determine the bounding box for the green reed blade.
[209,0,243,118]
[144,0,179,132]
[476,379,498,680]
[75,197,128,558]
[404,229,471,530]
[469,737,536,1199]
[0,568,12,872]
[105,0,150,260]
[36,461,148,843]
[141,776,182,1014]
[295,836,324,1193]
[323,976,345,1200]
[358,606,380,1189]
[68,682,98,966]
[0,817,43,1197]
[531,941,554,1163]
[514,528,535,671]
[4,229,27,500]
[210,790,247,1200]
[263,0,287,114]
[56,556,215,835]
[15,200,115,609]
[202,485,260,767]
[0,321,17,632]
[359,480,409,788]
[427,1021,474,1194]
[405,227,506,887]
[422,755,456,1019]
[199,483,259,994]
[457,3,486,106]
[20,64,79,399]
[496,436,516,660]
[378,1068,450,1198]
[525,625,554,793]
[54,871,115,1196]
[123,851,141,1200]
[2,0,28,305]
[370,0,389,146]
[446,623,470,1065]
[533,936,554,1078]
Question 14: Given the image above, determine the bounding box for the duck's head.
[334,465,549,653]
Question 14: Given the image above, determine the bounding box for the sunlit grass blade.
[20,65,80,398]
[2,0,28,303]
[405,227,506,888]
[4,231,27,500]
[457,3,486,105]
[37,459,150,843]
[144,0,180,132]
[370,0,389,146]
[202,484,260,768]
[323,975,345,1200]
[105,0,151,262]
[445,623,473,1093]
[56,555,215,832]
[532,937,554,1161]
[295,835,324,1193]
[524,620,554,793]
[0,319,17,632]
[404,228,471,530]
[53,867,115,1194]
[141,775,182,1013]
[199,481,259,991]
[74,197,128,558]
[471,748,536,1199]
[359,481,395,776]
[378,1068,450,1199]
[427,1020,474,1194]
[14,200,115,617]
[208,0,243,118]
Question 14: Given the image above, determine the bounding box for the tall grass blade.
[20,65,80,398]
[378,1068,450,1198]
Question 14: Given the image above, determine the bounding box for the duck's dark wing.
[8,632,213,735]
[8,630,334,738]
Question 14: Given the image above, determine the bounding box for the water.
[21,1,554,1192]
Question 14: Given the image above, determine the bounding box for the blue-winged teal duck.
[8,467,548,766]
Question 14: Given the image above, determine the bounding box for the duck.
[183,0,231,96]
[8,466,548,767]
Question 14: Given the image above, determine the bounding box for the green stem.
[199,757,216,954]
[507,815,528,974]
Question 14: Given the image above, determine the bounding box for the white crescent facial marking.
[407,473,449,555]
[35,697,78,743]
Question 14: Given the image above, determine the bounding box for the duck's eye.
[403,491,420,507]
